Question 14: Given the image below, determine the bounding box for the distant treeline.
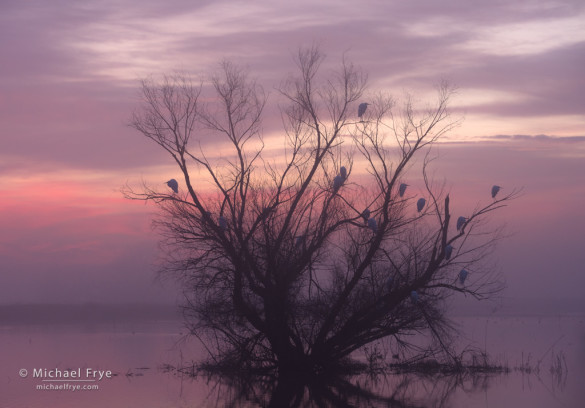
[0,303,180,326]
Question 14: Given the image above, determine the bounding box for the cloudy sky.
[1,0,583,305]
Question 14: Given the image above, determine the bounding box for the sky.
[0,0,584,306]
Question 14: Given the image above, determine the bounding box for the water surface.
[1,305,583,407]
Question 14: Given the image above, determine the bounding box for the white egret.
[358,102,370,118]
[218,216,227,231]
[491,185,501,198]
[410,291,419,304]
[416,198,426,212]
[445,245,453,260]
[295,235,305,248]
[333,175,344,191]
[456,216,467,231]
[459,269,469,285]
[387,276,394,291]
[340,166,347,181]
[361,209,370,223]
[399,183,408,197]
[367,218,377,233]
[166,179,179,194]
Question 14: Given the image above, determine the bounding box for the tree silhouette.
[126,46,518,375]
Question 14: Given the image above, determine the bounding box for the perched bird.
[333,175,344,191]
[295,235,305,248]
[261,207,272,219]
[218,216,227,231]
[399,183,408,197]
[358,102,370,118]
[386,276,394,291]
[340,166,347,181]
[410,291,419,304]
[361,209,370,223]
[459,269,469,285]
[456,216,467,231]
[491,185,501,199]
[367,218,378,233]
[166,179,179,194]
[416,198,426,212]
[445,244,453,260]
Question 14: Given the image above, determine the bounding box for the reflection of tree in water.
[515,349,568,404]
[179,364,508,408]
[165,335,568,407]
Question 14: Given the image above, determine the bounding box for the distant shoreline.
[0,299,583,326]
[0,303,181,326]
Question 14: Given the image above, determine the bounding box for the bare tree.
[126,46,518,375]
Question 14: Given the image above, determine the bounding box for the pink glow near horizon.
[0,0,584,304]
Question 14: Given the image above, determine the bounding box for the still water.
[1,307,583,407]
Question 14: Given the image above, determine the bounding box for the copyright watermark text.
[19,367,113,392]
